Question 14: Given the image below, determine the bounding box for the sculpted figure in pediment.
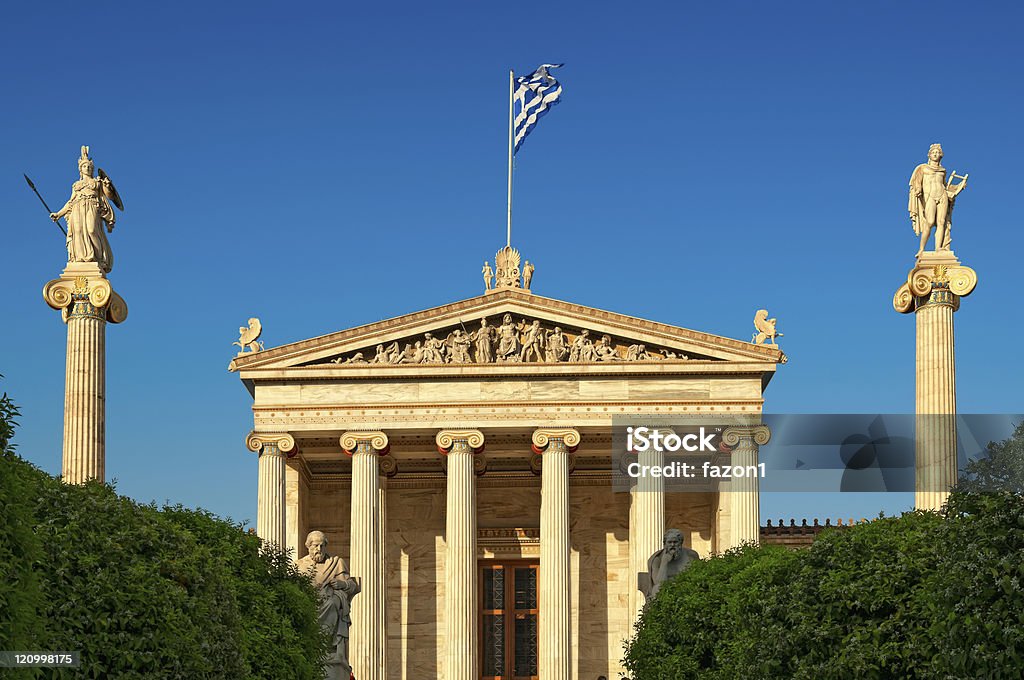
[626,344,651,361]
[495,313,521,362]
[519,319,545,362]
[595,334,623,361]
[472,318,495,363]
[422,333,446,363]
[569,329,592,362]
[545,327,568,362]
[447,329,473,363]
[394,343,414,364]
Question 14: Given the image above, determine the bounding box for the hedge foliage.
[625,492,1024,679]
[0,393,329,679]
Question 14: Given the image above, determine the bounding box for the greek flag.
[513,64,564,153]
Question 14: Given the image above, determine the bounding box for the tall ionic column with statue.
[41,146,127,484]
[893,144,977,511]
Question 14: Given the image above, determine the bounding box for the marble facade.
[231,288,784,679]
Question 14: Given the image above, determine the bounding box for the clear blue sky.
[3,2,1021,527]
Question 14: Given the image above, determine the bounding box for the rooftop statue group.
[330,313,689,365]
[483,245,534,291]
[48,146,124,274]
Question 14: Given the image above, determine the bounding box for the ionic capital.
[340,431,390,456]
[531,428,581,454]
[721,425,771,448]
[43,274,128,324]
[435,429,485,455]
[894,262,977,314]
[246,432,297,457]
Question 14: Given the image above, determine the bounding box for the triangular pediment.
[228,289,785,373]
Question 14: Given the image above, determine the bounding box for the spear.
[23,174,67,237]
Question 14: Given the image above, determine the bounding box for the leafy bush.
[624,544,799,680]
[0,389,328,679]
[625,495,1024,679]
[926,491,1024,676]
[0,384,46,656]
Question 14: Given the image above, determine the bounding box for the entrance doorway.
[480,560,539,680]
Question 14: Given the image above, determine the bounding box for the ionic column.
[532,428,580,680]
[722,425,770,548]
[43,271,128,483]
[341,431,389,680]
[629,430,667,623]
[246,432,295,549]
[894,259,978,510]
[436,429,485,680]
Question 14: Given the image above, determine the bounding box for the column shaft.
[539,440,571,680]
[729,442,760,546]
[445,442,478,680]
[62,309,106,483]
[256,444,287,547]
[630,448,665,623]
[915,298,958,510]
[350,442,383,680]
[378,478,388,679]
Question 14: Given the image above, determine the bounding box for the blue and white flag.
[513,63,563,153]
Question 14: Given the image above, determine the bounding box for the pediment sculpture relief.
[324,313,701,366]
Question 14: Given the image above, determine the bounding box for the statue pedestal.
[43,263,127,484]
[893,251,977,510]
[915,250,961,268]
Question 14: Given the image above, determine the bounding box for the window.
[481,561,539,680]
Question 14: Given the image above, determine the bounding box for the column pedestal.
[894,254,978,510]
[532,428,580,680]
[437,430,485,680]
[43,265,127,484]
[341,431,389,680]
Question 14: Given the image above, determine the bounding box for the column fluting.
[437,429,485,680]
[533,428,579,680]
[341,431,389,680]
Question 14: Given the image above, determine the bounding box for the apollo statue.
[908,143,968,257]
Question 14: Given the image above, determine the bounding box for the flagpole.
[506,68,514,248]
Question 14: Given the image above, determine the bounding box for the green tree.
[624,497,1024,680]
[0,379,329,679]
[957,422,1024,494]
[0,382,47,657]
[0,374,19,451]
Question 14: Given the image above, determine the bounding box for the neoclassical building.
[229,270,784,680]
